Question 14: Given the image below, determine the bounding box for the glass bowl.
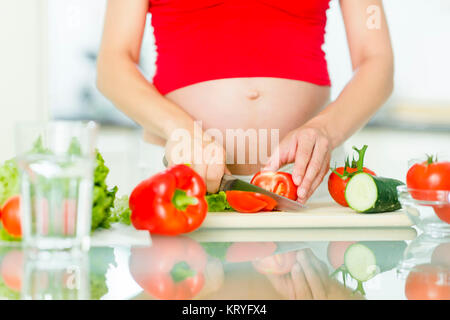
[397,185,450,238]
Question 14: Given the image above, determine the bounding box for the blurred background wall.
[1,0,449,162]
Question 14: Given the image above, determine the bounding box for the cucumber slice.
[345,172,404,213]
[344,243,378,282]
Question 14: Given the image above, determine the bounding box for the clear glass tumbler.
[15,121,98,251]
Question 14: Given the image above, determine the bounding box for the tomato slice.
[225,191,277,213]
[251,171,297,201]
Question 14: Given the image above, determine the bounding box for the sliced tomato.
[225,191,277,213]
[1,196,21,237]
[251,171,297,200]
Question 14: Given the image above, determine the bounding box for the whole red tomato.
[407,158,450,193]
[328,146,375,207]
[250,171,297,201]
[405,264,450,300]
[1,196,21,237]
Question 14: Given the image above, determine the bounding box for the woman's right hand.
[164,130,230,194]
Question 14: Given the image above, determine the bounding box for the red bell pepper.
[129,236,207,300]
[250,171,297,200]
[225,191,277,213]
[129,164,208,235]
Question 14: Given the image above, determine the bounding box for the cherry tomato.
[405,264,450,300]
[1,196,21,237]
[225,191,277,213]
[250,171,297,201]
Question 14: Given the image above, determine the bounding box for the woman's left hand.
[263,122,333,203]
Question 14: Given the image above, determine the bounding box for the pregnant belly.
[151,77,330,175]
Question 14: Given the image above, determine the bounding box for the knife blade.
[162,157,305,212]
[219,174,306,212]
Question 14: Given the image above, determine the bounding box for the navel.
[246,90,261,100]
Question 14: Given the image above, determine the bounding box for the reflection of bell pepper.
[129,236,207,300]
[129,164,208,235]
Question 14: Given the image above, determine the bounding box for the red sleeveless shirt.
[149,0,331,94]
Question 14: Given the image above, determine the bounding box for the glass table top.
[0,227,448,300]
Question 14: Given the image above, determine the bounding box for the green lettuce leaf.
[0,159,19,207]
[109,195,132,226]
[205,191,234,212]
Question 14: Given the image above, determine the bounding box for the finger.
[297,139,328,201]
[296,249,328,300]
[292,133,315,187]
[205,164,224,193]
[192,163,207,189]
[290,262,313,299]
[224,166,231,175]
[263,135,296,172]
[304,154,331,202]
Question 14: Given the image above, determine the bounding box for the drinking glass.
[15,121,98,251]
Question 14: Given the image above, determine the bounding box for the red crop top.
[149,0,331,94]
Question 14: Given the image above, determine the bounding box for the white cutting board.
[200,202,414,229]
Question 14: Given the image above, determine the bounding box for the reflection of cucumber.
[344,241,407,282]
[345,173,404,213]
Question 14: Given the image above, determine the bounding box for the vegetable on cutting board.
[328,145,376,207]
[129,164,208,235]
[345,172,404,213]
[225,191,277,213]
[250,171,297,201]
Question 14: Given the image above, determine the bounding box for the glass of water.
[15,121,98,251]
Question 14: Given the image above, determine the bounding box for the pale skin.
[97,0,393,202]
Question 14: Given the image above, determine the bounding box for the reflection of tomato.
[405,264,450,300]
[252,251,297,275]
[327,241,357,270]
[433,205,450,224]
[251,171,297,201]
[431,243,450,268]
[225,242,277,263]
[1,196,21,237]
[0,250,24,291]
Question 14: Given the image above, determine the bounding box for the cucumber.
[344,241,407,282]
[345,172,404,213]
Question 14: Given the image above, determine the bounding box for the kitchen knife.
[162,156,305,212]
[218,174,306,212]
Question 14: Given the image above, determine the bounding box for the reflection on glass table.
[0,229,448,300]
